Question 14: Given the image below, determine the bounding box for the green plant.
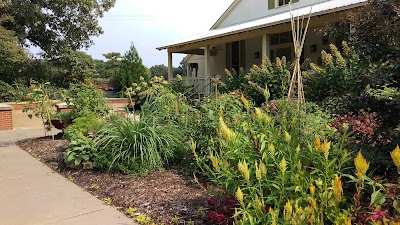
[170,215,179,224]
[62,79,110,118]
[63,113,101,139]
[135,214,151,224]
[103,197,112,205]
[192,94,352,224]
[219,56,291,105]
[90,183,100,190]
[126,207,137,217]
[94,114,181,175]
[22,80,58,139]
[64,134,96,168]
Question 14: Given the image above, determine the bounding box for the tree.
[173,59,187,76]
[0,0,116,57]
[103,52,122,78]
[150,64,168,79]
[117,43,148,88]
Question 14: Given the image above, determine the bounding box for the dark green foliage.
[64,134,96,168]
[0,0,116,56]
[117,43,149,88]
[63,113,100,141]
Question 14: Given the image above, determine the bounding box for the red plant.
[207,195,239,225]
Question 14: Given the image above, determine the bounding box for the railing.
[183,77,215,100]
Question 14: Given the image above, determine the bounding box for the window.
[278,0,290,6]
[270,31,293,45]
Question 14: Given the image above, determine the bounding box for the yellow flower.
[309,185,315,195]
[308,197,317,209]
[315,137,330,153]
[354,151,369,177]
[255,108,263,120]
[280,157,287,173]
[284,199,292,221]
[209,154,220,172]
[284,131,291,143]
[238,160,250,181]
[235,187,244,203]
[259,162,267,177]
[218,107,223,118]
[254,195,264,212]
[269,143,275,156]
[295,145,301,153]
[333,174,343,204]
[240,95,250,111]
[255,161,262,181]
[219,117,236,141]
[390,145,400,168]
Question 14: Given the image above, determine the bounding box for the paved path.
[0,128,137,225]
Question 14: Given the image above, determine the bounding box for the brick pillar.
[0,104,13,130]
[55,103,72,113]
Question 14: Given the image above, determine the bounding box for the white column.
[204,45,210,96]
[168,51,173,82]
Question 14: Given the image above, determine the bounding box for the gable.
[212,0,330,29]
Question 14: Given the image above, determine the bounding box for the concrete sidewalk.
[0,128,137,225]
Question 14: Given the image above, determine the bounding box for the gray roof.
[157,0,367,50]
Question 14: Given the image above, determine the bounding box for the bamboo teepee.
[287,3,313,103]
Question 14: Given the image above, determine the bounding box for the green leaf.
[371,190,386,206]
[28,114,32,119]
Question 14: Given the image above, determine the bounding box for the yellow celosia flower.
[209,154,220,172]
[308,197,317,209]
[333,174,343,204]
[269,207,277,220]
[330,44,347,69]
[315,179,323,187]
[218,107,223,118]
[390,145,400,168]
[295,145,301,153]
[254,195,264,212]
[354,151,370,177]
[235,187,244,203]
[263,88,270,101]
[255,108,263,120]
[284,131,291,143]
[284,199,292,221]
[280,157,287,173]
[238,160,250,181]
[255,161,262,181]
[269,143,275,156]
[315,137,330,153]
[309,185,315,195]
[240,95,250,111]
[259,162,267,177]
[219,117,235,141]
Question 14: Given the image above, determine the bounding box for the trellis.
[287,2,313,103]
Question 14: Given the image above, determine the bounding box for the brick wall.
[0,105,13,130]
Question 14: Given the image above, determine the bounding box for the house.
[156,0,368,96]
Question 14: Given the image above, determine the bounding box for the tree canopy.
[117,43,149,88]
[0,0,116,57]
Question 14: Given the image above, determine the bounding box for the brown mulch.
[17,136,214,224]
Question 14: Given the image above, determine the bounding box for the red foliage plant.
[207,195,239,225]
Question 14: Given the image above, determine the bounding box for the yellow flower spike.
[255,161,261,181]
[259,162,267,177]
[235,187,244,203]
[295,145,301,153]
[209,154,220,172]
[333,174,343,204]
[280,157,287,173]
[255,108,263,120]
[269,143,275,156]
[284,199,293,221]
[218,107,223,118]
[240,95,250,111]
[308,197,317,209]
[263,88,271,101]
[321,140,331,153]
[284,131,291,143]
[309,185,315,195]
[315,137,321,150]
[219,117,236,142]
[254,195,264,212]
[315,179,323,187]
[354,151,370,177]
[238,160,250,181]
[390,145,400,168]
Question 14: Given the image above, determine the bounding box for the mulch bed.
[17,135,215,224]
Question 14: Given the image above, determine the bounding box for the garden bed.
[17,136,213,224]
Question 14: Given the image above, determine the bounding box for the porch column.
[262,34,270,58]
[168,51,173,82]
[204,45,211,96]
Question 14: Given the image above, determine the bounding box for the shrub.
[62,79,111,118]
[64,134,96,169]
[219,56,291,105]
[192,95,351,224]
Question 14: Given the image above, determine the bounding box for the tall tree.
[117,43,148,88]
[0,0,116,57]
[103,52,122,78]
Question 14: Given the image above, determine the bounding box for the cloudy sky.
[84,0,234,68]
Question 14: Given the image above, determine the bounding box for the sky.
[84,0,234,68]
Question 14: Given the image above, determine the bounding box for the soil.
[17,136,214,224]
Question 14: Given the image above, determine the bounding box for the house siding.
[215,0,330,29]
